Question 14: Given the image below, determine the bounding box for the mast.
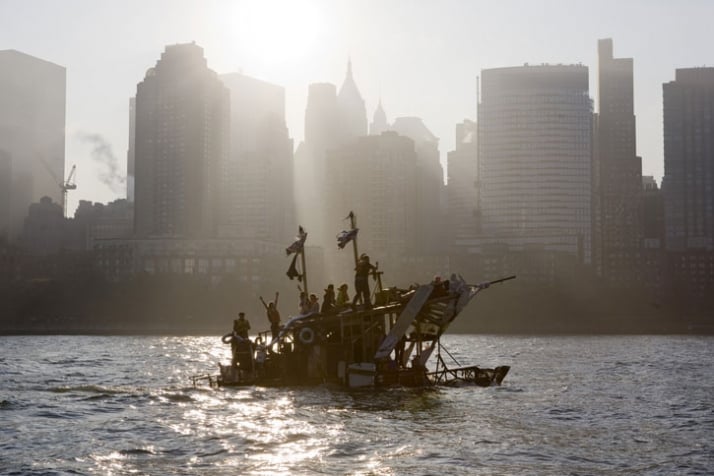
[301,245,309,296]
[348,211,359,267]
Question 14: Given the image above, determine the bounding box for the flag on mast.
[336,228,359,249]
[285,226,307,255]
[286,253,303,281]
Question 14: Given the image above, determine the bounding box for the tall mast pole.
[349,211,359,267]
[301,229,309,296]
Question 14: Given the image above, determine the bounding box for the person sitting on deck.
[352,254,377,307]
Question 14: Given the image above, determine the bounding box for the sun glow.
[231,1,325,64]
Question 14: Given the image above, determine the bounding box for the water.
[1,335,712,475]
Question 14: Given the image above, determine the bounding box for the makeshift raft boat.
[191,274,514,389]
[191,213,513,389]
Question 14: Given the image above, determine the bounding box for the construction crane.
[61,164,77,218]
[37,156,77,217]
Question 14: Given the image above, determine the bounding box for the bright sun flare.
[233,1,324,63]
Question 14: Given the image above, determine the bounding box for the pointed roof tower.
[370,98,389,135]
[337,58,367,141]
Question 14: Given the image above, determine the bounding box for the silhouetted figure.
[298,291,310,314]
[260,292,281,340]
[322,284,336,313]
[336,283,350,310]
[234,312,250,339]
[353,254,377,307]
[308,293,320,313]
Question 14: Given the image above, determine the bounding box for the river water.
[1,335,712,475]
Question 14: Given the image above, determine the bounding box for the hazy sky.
[1,0,712,214]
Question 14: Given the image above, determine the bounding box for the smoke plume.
[78,132,126,194]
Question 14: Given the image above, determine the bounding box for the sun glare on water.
[231,1,325,64]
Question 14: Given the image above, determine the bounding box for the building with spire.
[337,59,367,143]
[369,100,389,135]
[133,43,229,239]
[295,61,369,249]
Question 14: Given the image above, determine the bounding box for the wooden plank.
[374,284,433,360]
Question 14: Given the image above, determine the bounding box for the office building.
[219,72,295,242]
[447,120,479,238]
[662,67,714,252]
[133,43,229,238]
[478,64,593,264]
[0,50,66,240]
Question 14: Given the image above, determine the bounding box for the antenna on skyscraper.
[476,75,480,117]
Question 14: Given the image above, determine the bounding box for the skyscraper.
[369,100,389,136]
[337,60,367,143]
[390,116,445,255]
[0,50,66,240]
[478,64,593,263]
[594,39,642,283]
[662,68,714,251]
[296,61,369,247]
[219,72,295,242]
[325,131,418,281]
[133,43,229,239]
[447,119,479,238]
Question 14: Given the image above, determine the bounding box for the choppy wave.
[0,335,712,475]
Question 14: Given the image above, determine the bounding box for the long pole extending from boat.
[301,246,309,296]
[348,211,359,268]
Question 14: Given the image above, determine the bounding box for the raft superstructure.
[193,274,513,389]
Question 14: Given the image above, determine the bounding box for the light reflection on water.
[0,335,712,475]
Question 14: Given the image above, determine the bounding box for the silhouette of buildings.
[295,62,369,249]
[337,59,367,143]
[0,151,10,240]
[663,68,714,252]
[133,43,229,239]
[72,199,134,249]
[218,72,295,242]
[21,196,65,256]
[0,50,66,241]
[369,99,389,136]
[390,116,446,255]
[662,67,714,299]
[640,176,665,291]
[325,131,419,281]
[477,64,593,264]
[447,120,479,238]
[593,39,643,285]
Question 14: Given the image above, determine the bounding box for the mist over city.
[2,0,713,334]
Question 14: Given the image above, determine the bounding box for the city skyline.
[1,0,713,214]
